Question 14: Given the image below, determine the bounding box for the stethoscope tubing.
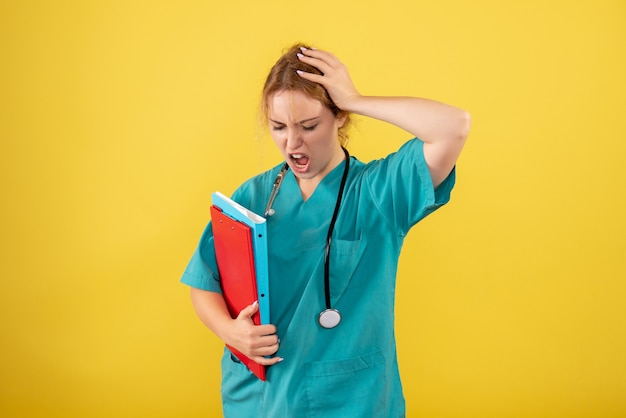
[265,147,351,328]
[323,147,350,311]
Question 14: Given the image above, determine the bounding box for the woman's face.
[268,90,346,185]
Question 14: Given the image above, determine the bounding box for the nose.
[285,127,303,150]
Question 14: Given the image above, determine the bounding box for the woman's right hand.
[189,288,282,366]
[225,301,282,366]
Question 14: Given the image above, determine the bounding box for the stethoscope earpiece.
[264,163,288,217]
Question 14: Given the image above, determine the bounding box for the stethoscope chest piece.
[318,308,341,329]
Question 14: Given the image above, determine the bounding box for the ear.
[336,111,348,128]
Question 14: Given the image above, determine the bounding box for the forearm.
[189,287,233,342]
[189,287,282,364]
[295,48,470,144]
[344,95,470,144]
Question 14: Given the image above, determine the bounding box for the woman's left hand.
[296,47,361,110]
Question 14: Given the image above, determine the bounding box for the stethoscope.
[264,147,350,329]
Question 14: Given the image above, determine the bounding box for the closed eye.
[302,124,318,131]
[271,125,285,131]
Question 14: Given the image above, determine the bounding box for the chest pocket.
[304,350,386,417]
[328,234,366,305]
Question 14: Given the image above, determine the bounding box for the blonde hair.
[261,43,352,146]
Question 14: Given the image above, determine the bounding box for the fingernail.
[277,357,284,362]
[299,46,307,51]
[296,70,304,75]
[252,300,258,307]
[297,53,304,59]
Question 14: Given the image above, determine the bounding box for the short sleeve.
[364,138,456,235]
[180,221,223,293]
[179,173,272,293]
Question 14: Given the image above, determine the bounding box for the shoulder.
[354,138,427,178]
[347,139,453,231]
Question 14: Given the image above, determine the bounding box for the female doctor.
[181,43,470,417]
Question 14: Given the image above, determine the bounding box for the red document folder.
[210,205,266,381]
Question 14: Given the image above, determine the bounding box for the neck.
[297,147,348,201]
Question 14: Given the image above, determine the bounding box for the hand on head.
[296,47,361,111]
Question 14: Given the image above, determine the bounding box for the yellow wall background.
[1,0,624,417]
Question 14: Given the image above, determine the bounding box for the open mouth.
[290,153,310,170]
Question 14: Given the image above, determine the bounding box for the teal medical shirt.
[181,138,455,418]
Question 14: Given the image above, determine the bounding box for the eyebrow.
[269,117,320,125]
